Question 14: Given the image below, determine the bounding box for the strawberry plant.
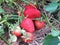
[0,0,60,45]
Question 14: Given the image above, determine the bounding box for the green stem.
[0,35,11,45]
[42,13,60,30]
[22,0,30,4]
[5,22,14,29]
[52,18,60,24]
[42,0,44,7]
[0,20,7,24]
[5,22,10,27]
[36,0,38,8]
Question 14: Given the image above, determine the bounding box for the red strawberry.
[21,37,30,43]
[34,20,45,30]
[25,4,36,10]
[12,30,21,37]
[24,9,41,19]
[21,18,35,33]
[21,32,34,43]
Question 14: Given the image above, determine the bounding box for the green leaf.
[9,0,15,2]
[51,29,60,37]
[22,0,30,4]
[8,14,18,20]
[19,16,24,22]
[5,0,15,3]
[0,6,4,13]
[58,3,60,7]
[44,2,58,13]
[51,0,60,2]
[57,11,60,21]
[43,35,60,45]
[0,0,4,4]
[0,16,1,20]
[9,34,17,42]
[0,26,4,35]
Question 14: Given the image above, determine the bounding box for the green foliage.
[58,3,60,7]
[51,0,60,2]
[19,16,24,22]
[57,11,60,21]
[8,14,18,20]
[22,0,30,4]
[9,0,15,2]
[43,35,60,45]
[22,0,36,4]
[51,29,60,37]
[0,6,4,13]
[7,14,24,23]
[0,0,4,4]
[0,0,60,45]
[0,25,4,35]
[5,0,15,3]
[57,3,60,17]
[9,34,17,42]
[44,2,58,13]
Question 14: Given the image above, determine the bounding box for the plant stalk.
[0,35,11,45]
[42,13,60,31]
[0,20,7,24]
[36,0,38,8]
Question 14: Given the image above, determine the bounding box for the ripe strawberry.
[24,9,41,19]
[25,4,36,10]
[21,32,34,43]
[21,18,35,33]
[12,30,21,37]
[34,20,45,30]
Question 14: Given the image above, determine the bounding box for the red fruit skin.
[12,30,21,37]
[25,5,36,10]
[21,32,34,43]
[24,9,41,19]
[34,20,45,30]
[21,18,35,33]
[26,40,32,43]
